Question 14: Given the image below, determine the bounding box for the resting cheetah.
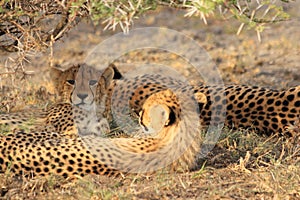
[0,64,122,136]
[111,73,300,136]
[0,89,206,176]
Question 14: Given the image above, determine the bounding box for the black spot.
[86,160,91,165]
[286,94,295,101]
[62,173,68,178]
[275,100,281,106]
[295,101,300,107]
[279,113,286,118]
[282,100,289,106]
[257,106,263,111]
[43,160,49,165]
[267,99,274,105]
[236,87,242,92]
[289,88,296,92]
[249,102,255,108]
[222,99,226,105]
[263,120,269,126]
[267,107,274,112]
[290,109,297,113]
[134,100,140,106]
[235,110,241,114]
[281,119,287,124]
[240,118,247,123]
[216,105,223,110]
[271,123,278,130]
[67,166,73,172]
[247,94,255,100]
[237,102,244,108]
[298,91,300,97]
[227,104,233,110]
[236,114,243,119]
[279,92,285,98]
[281,107,289,112]
[257,99,264,104]
[229,95,235,101]
[266,92,273,97]
[33,161,39,166]
[198,102,205,111]
[44,167,49,172]
[35,167,41,173]
[238,92,247,100]
[215,95,221,102]
[288,114,295,118]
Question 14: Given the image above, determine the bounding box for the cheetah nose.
[77,93,88,100]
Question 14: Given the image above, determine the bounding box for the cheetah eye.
[66,80,75,85]
[89,80,98,86]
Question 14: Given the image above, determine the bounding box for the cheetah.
[0,63,122,136]
[110,72,300,137]
[0,89,206,177]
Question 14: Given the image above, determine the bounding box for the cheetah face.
[51,63,122,109]
[138,89,179,135]
[139,89,207,135]
[70,64,102,107]
[139,104,171,134]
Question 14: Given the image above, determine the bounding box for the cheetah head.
[139,89,207,135]
[51,63,122,108]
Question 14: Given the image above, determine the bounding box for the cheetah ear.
[194,92,207,111]
[50,65,66,93]
[100,64,120,90]
[50,65,64,81]
[50,64,80,80]
[109,63,123,80]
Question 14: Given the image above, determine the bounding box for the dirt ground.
[0,2,299,200]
